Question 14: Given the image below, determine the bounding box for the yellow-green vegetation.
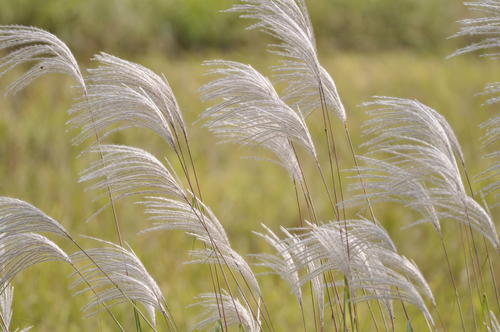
[0,0,466,56]
[0,49,498,331]
[0,1,499,332]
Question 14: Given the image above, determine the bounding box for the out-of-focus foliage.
[310,0,459,51]
[0,1,496,330]
[0,49,498,331]
[0,0,463,57]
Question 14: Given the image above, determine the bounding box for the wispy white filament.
[201,60,315,184]
[192,291,261,332]
[0,25,85,94]
[227,0,346,120]
[71,237,169,327]
[449,0,500,58]
[358,97,499,250]
[68,53,185,148]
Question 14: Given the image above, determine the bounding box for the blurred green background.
[0,0,498,331]
[0,0,466,57]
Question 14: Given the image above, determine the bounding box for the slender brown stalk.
[299,300,308,332]
[81,86,144,331]
[459,223,478,330]
[166,144,272,331]
[315,160,340,221]
[463,202,486,295]
[362,293,381,332]
[291,142,318,223]
[344,123,376,222]
[461,161,499,311]
[175,128,275,331]
[397,288,412,329]
[213,261,229,332]
[163,122,235,331]
[440,237,466,332]
[289,141,344,329]
[317,86,341,219]
[433,304,447,332]
[68,261,126,332]
[323,269,343,332]
[316,80,363,331]
[293,179,305,227]
[317,80,345,221]
[64,232,167,332]
[176,189,245,329]
[309,281,320,332]
[171,132,228,330]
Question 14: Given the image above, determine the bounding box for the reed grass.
[0,0,498,331]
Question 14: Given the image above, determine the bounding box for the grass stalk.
[82,86,144,332]
[64,232,168,332]
[461,161,499,312]
[175,128,276,331]
[459,223,479,330]
[299,300,308,332]
[290,141,344,329]
[343,123,376,222]
[68,261,126,332]
[440,237,466,332]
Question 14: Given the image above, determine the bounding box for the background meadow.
[0,0,498,331]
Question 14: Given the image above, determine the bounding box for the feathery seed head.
[228,0,346,120]
[0,25,85,94]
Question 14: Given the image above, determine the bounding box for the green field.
[0,0,499,331]
[0,0,468,56]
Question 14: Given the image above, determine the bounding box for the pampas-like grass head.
[0,25,85,94]
[227,0,346,120]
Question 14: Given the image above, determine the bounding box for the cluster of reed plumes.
[0,0,498,331]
